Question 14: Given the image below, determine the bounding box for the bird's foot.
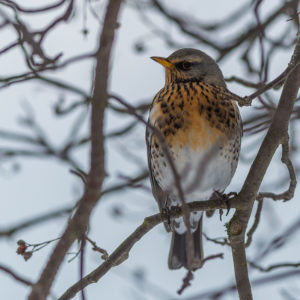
[214,191,237,216]
[162,207,171,226]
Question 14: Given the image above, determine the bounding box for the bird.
[146,48,242,270]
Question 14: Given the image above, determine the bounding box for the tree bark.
[27,1,123,299]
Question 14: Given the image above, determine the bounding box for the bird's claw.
[215,191,237,216]
[162,207,171,226]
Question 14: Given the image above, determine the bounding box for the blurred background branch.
[0,0,299,299]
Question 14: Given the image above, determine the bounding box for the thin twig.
[203,233,230,246]
[0,264,33,286]
[177,270,193,295]
[258,139,297,201]
[79,237,86,300]
[249,261,300,272]
[85,236,108,260]
[177,253,223,295]
[202,253,224,264]
[0,206,73,237]
[245,199,263,247]
[243,60,300,104]
[254,0,266,81]
[253,218,300,262]
[225,76,264,88]
[182,269,300,300]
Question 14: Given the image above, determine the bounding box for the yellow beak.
[151,56,174,69]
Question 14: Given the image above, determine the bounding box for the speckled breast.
[148,81,242,199]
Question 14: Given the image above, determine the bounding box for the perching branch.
[58,199,242,300]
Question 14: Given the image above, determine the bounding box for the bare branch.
[254,0,266,81]
[249,261,300,272]
[79,237,86,300]
[0,264,33,286]
[182,269,300,300]
[241,61,300,105]
[245,199,263,247]
[258,140,297,201]
[203,233,230,246]
[0,206,73,237]
[227,32,300,300]
[225,58,300,107]
[0,171,148,238]
[254,218,300,262]
[177,253,223,295]
[225,76,264,89]
[177,270,193,295]
[28,1,123,299]
[0,0,67,14]
[58,199,242,300]
[85,235,108,260]
[202,253,224,264]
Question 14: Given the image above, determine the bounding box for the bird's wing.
[146,122,171,232]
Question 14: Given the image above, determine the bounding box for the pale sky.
[0,0,299,299]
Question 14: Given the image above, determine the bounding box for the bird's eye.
[176,61,192,71]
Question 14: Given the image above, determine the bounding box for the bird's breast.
[149,81,239,151]
[148,81,241,197]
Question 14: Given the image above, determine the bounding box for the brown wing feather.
[146,123,171,232]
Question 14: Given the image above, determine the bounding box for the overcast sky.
[0,0,299,299]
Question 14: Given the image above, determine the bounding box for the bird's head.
[151,48,226,87]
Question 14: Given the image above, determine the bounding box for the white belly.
[153,145,233,201]
[152,145,234,234]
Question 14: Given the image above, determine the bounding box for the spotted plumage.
[146,48,242,270]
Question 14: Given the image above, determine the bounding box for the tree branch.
[27,1,123,299]
[0,206,72,237]
[182,269,300,300]
[245,199,263,247]
[0,171,148,238]
[57,198,243,300]
[0,264,33,286]
[248,261,300,272]
[228,32,300,300]
[258,140,297,201]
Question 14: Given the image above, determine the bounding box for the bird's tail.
[168,215,203,270]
